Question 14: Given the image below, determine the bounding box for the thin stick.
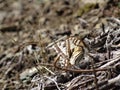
[100,55,120,69]
[53,55,109,73]
[46,36,67,48]
[42,66,55,75]
[44,76,61,90]
[54,44,69,61]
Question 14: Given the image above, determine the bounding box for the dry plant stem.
[4,64,16,79]
[54,55,108,73]
[108,17,120,25]
[65,38,72,68]
[2,84,7,90]
[0,23,18,32]
[54,43,71,69]
[67,75,94,90]
[44,76,61,90]
[34,52,55,75]
[105,32,111,59]
[3,54,22,79]
[32,52,42,75]
[0,53,13,65]
[46,36,67,48]
[90,75,120,90]
[54,43,69,61]
[90,56,99,90]
[68,78,94,90]
[108,74,120,85]
[17,41,38,52]
[42,66,55,75]
[39,34,48,63]
[66,38,71,58]
[100,55,120,69]
[37,63,53,67]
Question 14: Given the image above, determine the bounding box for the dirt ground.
[0,0,120,89]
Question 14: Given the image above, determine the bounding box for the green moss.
[77,9,84,17]
[77,3,96,16]
[118,2,120,8]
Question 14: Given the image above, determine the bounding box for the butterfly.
[49,36,85,67]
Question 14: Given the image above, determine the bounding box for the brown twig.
[53,55,109,73]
